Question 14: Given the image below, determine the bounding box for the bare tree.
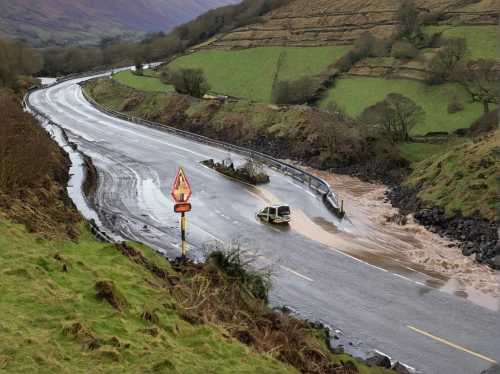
[360,94,423,141]
[447,38,469,62]
[434,38,469,73]
[395,0,421,42]
[452,59,499,113]
[318,102,361,156]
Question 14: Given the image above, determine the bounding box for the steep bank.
[387,132,500,269]
[0,91,82,240]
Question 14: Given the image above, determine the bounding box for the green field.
[398,138,466,164]
[0,220,292,373]
[423,25,498,60]
[167,46,350,102]
[114,70,174,92]
[321,76,491,135]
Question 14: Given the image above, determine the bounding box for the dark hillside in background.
[0,0,239,47]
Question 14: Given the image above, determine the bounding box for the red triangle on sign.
[171,167,192,203]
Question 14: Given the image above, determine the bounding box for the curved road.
[28,76,499,374]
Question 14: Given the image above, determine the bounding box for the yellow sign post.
[171,168,192,260]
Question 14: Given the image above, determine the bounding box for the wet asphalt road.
[28,77,499,374]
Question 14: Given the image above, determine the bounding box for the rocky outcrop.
[386,185,500,270]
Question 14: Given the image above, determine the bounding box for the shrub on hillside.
[335,32,387,73]
[271,76,315,105]
[169,68,211,98]
[470,110,499,135]
[391,41,419,60]
[447,101,463,114]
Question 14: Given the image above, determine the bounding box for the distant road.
[29,76,499,374]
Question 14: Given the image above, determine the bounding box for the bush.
[391,41,419,60]
[272,76,316,105]
[204,241,271,302]
[170,68,211,98]
[420,11,446,26]
[335,32,387,73]
[470,110,499,135]
[271,80,292,104]
[336,54,353,73]
[447,101,463,114]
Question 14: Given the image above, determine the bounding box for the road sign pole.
[171,167,192,262]
[181,212,186,260]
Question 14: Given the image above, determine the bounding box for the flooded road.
[293,165,499,308]
[29,79,500,374]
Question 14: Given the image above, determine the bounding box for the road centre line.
[258,256,314,282]
[407,325,497,364]
[171,152,188,159]
[187,222,312,281]
[394,273,412,282]
[244,188,272,205]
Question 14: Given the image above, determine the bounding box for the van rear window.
[278,206,290,216]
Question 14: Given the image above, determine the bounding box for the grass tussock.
[94,280,129,310]
[171,240,354,374]
[63,322,100,350]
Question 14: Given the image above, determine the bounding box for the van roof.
[269,204,289,208]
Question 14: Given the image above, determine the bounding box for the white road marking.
[394,273,412,281]
[306,190,316,197]
[171,152,188,159]
[232,205,239,211]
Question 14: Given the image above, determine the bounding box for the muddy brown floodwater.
[283,162,499,310]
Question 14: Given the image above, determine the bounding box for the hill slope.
[207,0,498,48]
[0,0,239,47]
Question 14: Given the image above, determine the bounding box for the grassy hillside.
[404,132,500,220]
[0,223,294,373]
[0,0,239,47]
[205,0,498,48]
[167,46,349,102]
[423,25,498,60]
[320,77,489,136]
[114,70,174,92]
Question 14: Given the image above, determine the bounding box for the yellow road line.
[258,256,314,282]
[188,222,223,242]
[267,226,280,233]
[407,325,497,364]
[187,221,311,281]
[298,209,320,228]
[244,188,271,205]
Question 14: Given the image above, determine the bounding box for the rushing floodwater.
[283,162,499,309]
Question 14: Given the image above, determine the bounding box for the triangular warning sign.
[171,167,192,203]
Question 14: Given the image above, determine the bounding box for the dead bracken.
[62,322,100,350]
[94,280,129,310]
